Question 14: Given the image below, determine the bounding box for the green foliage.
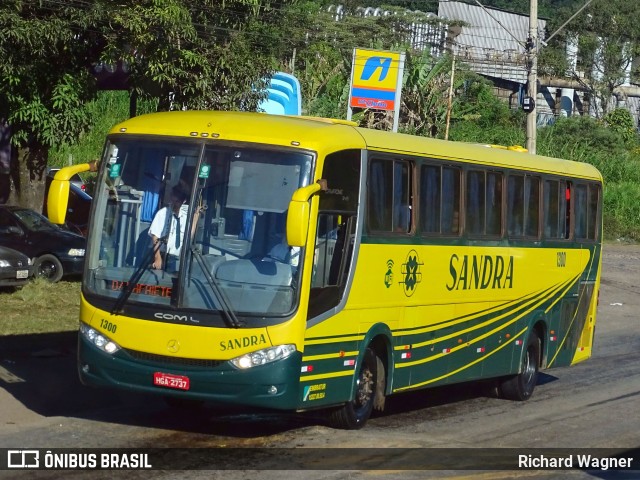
[540,1,640,118]
[448,81,525,144]
[0,0,300,208]
[603,182,640,242]
[99,0,291,111]
[604,108,637,145]
[49,91,158,168]
[0,4,97,149]
[399,52,458,137]
[538,116,628,159]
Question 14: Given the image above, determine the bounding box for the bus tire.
[499,331,540,401]
[328,347,380,429]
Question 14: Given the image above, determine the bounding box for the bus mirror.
[47,163,94,225]
[286,180,327,247]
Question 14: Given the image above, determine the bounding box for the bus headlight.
[80,322,120,354]
[230,344,296,369]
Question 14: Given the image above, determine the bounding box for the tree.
[99,0,292,111]
[0,1,100,209]
[0,0,297,210]
[400,51,465,137]
[539,1,640,118]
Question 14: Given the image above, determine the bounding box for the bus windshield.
[83,137,313,322]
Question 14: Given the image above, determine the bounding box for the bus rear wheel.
[499,331,540,401]
[328,347,383,430]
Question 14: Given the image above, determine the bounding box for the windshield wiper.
[191,247,244,328]
[110,240,162,315]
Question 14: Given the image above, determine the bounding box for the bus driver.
[149,183,189,272]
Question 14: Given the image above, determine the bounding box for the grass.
[0,279,81,336]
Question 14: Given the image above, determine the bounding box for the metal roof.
[439,1,546,84]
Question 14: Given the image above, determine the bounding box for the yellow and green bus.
[48,111,602,429]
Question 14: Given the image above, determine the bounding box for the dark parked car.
[0,206,85,282]
[0,245,32,288]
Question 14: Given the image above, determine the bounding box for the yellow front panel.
[81,295,307,360]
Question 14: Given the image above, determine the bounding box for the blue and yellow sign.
[349,48,403,111]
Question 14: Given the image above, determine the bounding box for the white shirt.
[267,240,300,267]
[149,205,188,256]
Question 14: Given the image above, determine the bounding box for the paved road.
[1,243,639,479]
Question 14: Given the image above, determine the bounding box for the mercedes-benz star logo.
[167,339,180,353]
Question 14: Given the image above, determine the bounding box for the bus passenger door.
[308,213,356,319]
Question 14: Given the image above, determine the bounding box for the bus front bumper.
[78,335,301,410]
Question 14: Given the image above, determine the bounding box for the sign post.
[347,48,405,132]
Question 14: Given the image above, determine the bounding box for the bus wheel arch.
[498,328,541,401]
[367,334,391,412]
[532,320,547,369]
[327,330,392,429]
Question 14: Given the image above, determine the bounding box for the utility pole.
[526,0,538,154]
[444,54,456,141]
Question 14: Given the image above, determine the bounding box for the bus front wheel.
[498,331,540,401]
[328,347,383,429]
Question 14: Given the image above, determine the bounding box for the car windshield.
[14,209,58,232]
[83,137,313,325]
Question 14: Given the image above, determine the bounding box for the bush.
[603,182,640,241]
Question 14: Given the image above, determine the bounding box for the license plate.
[16,270,28,279]
[153,372,190,390]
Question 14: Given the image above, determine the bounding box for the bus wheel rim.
[523,348,536,386]
[356,367,374,407]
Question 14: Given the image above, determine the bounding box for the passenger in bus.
[149,182,189,272]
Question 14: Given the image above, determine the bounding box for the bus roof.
[110,111,602,182]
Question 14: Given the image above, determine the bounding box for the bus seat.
[216,259,293,286]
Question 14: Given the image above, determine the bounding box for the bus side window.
[442,167,461,235]
[368,158,412,233]
[543,179,557,238]
[466,170,485,235]
[524,176,540,237]
[508,174,524,236]
[587,184,600,240]
[420,164,461,236]
[574,183,588,240]
[486,171,502,236]
[564,182,571,239]
[393,161,412,233]
[369,160,393,231]
[420,165,440,234]
[466,169,501,236]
